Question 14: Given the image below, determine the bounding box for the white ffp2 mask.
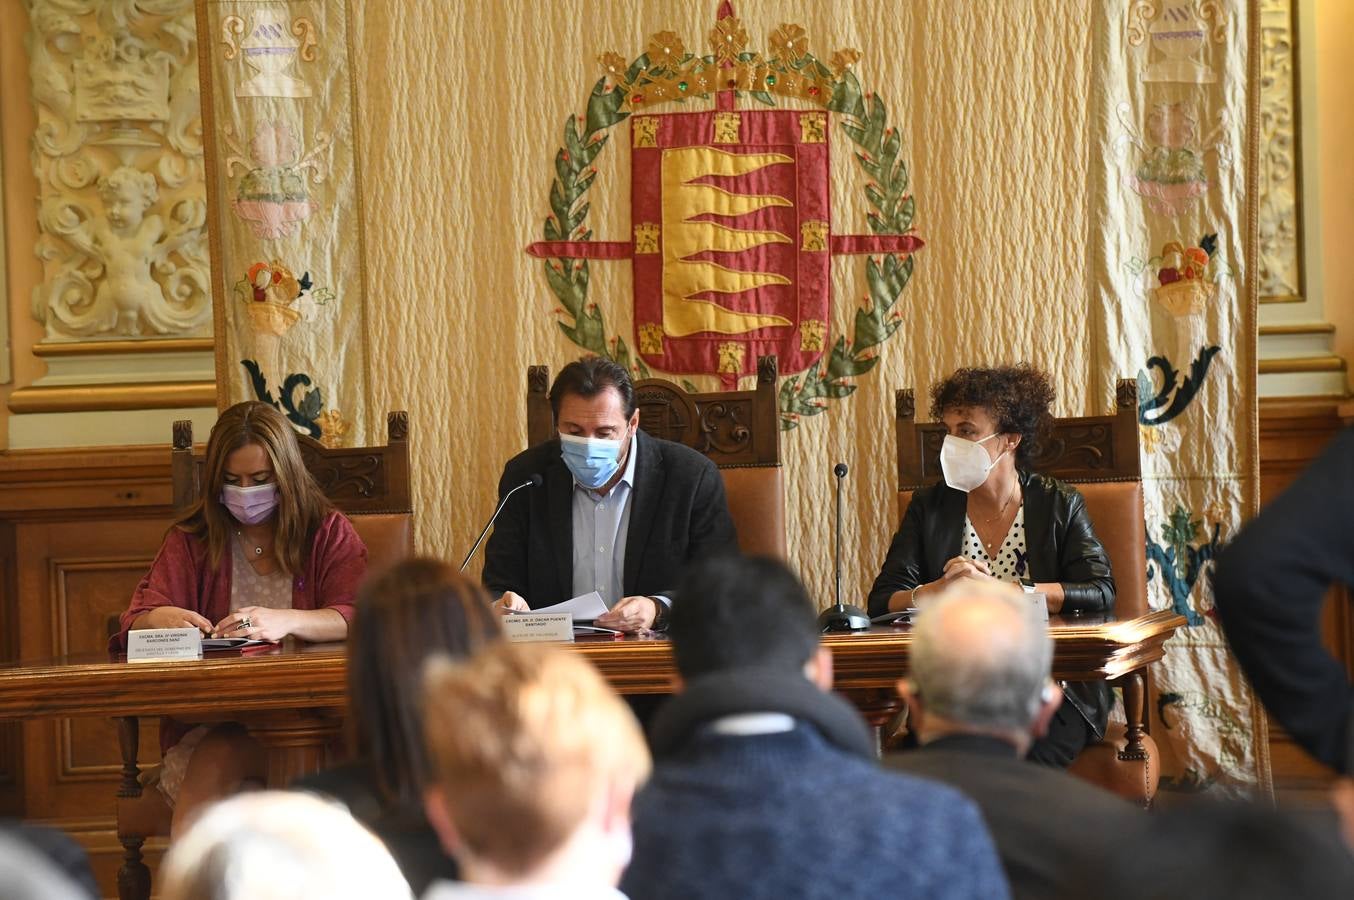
[939,433,1007,493]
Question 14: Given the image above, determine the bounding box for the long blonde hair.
[175,401,333,574]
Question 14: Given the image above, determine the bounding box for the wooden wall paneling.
[1256,399,1353,802]
[1257,400,1347,502]
[0,446,175,522]
[17,520,170,821]
[0,519,18,815]
[0,444,178,894]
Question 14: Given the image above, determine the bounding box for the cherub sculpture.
[35,166,209,337]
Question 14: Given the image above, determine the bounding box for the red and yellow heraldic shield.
[630,109,829,381]
[526,5,923,388]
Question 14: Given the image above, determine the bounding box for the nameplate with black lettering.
[127,627,204,662]
[502,612,575,644]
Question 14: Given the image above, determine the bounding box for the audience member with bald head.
[420,642,648,899]
[902,578,1062,754]
[889,579,1140,900]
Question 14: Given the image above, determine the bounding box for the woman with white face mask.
[114,401,368,837]
[868,365,1114,768]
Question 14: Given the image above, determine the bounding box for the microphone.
[459,474,542,572]
[817,462,871,632]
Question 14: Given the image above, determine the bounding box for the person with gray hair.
[158,791,412,900]
[888,578,1141,900]
[0,833,89,900]
[908,578,1056,751]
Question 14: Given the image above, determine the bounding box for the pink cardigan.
[113,510,368,651]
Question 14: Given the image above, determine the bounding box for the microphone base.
[818,604,872,633]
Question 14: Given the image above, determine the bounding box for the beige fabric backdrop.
[351,0,1104,590]
[201,0,1263,793]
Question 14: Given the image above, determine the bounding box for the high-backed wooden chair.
[895,380,1159,806]
[114,411,415,900]
[527,356,785,558]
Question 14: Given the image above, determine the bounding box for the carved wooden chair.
[114,411,414,900]
[527,356,785,558]
[895,380,1160,807]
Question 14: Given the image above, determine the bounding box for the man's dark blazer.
[482,430,737,607]
[887,734,1141,900]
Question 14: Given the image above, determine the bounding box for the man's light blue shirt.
[570,434,638,609]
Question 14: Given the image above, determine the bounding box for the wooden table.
[0,609,1185,772]
[0,610,1182,900]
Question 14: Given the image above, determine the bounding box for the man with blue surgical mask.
[482,356,738,633]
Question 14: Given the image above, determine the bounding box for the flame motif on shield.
[626,109,831,378]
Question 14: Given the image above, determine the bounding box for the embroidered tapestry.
[198,0,372,447]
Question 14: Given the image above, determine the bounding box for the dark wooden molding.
[756,354,778,384]
[527,365,554,445]
[171,420,193,452]
[895,388,915,422]
[386,410,409,444]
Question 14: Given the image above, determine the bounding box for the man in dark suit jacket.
[887,579,1141,900]
[482,356,736,633]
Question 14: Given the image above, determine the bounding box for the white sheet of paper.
[517,591,610,622]
[572,624,623,635]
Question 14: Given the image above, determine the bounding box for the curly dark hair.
[929,364,1055,468]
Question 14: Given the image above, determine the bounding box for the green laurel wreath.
[539,52,916,429]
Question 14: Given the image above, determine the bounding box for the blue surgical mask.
[559,433,627,489]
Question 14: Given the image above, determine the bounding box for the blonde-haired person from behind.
[421,643,651,899]
[159,791,412,900]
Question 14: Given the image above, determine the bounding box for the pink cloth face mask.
[220,483,279,525]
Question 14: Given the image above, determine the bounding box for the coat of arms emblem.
[527,2,923,425]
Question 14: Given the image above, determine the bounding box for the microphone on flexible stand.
[459,474,543,572]
[817,462,872,632]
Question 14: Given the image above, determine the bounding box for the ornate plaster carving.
[1257,0,1304,302]
[27,0,210,339]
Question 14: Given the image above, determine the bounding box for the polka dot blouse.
[962,504,1029,583]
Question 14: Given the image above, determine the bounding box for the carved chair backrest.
[527,357,785,557]
[171,411,415,570]
[894,380,1147,618]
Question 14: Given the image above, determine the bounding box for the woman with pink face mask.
[868,365,1114,768]
[114,400,367,835]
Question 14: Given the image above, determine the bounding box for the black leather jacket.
[868,471,1116,738]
